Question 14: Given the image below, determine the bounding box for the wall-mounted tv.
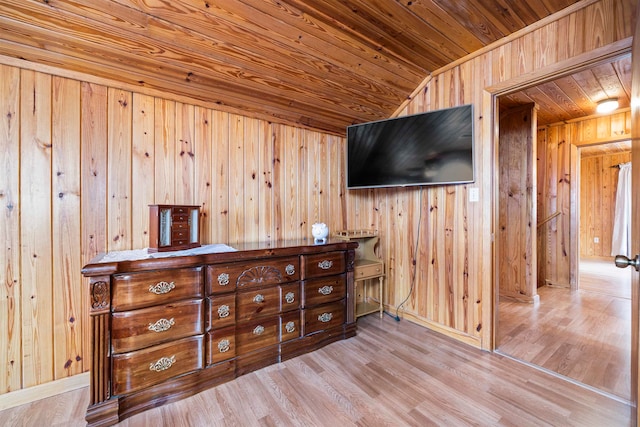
[346,104,474,189]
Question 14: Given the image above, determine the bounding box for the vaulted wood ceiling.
[0,0,618,134]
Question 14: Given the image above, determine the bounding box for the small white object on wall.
[469,187,479,202]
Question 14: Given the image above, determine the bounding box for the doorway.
[495,119,633,402]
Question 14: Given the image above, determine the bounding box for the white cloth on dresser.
[98,243,237,263]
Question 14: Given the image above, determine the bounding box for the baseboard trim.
[384,304,482,348]
[0,372,89,411]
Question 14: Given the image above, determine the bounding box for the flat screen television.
[346,104,474,189]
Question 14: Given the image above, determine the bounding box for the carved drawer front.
[112,267,203,311]
[303,274,346,308]
[236,316,279,355]
[301,251,345,279]
[206,326,236,365]
[280,311,301,342]
[280,283,300,312]
[206,257,299,294]
[303,301,345,335]
[206,294,236,330]
[236,286,281,321]
[112,335,204,396]
[112,299,203,354]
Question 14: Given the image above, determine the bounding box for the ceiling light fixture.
[596,98,619,114]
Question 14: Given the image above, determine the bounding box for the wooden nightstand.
[335,230,384,318]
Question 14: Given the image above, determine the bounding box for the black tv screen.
[346,105,474,189]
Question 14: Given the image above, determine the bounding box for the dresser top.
[82,238,358,277]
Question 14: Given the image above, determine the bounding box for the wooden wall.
[0,65,346,396]
[580,150,632,258]
[536,125,574,288]
[0,0,634,397]
[536,110,631,289]
[498,104,538,301]
[346,0,633,348]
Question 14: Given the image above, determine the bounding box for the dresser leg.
[86,399,119,427]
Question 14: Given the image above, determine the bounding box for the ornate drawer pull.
[217,273,230,286]
[253,294,265,303]
[148,281,175,295]
[318,260,333,270]
[318,285,333,295]
[148,317,175,333]
[285,264,296,275]
[285,321,296,334]
[218,339,230,353]
[285,292,295,304]
[217,304,230,318]
[149,355,175,372]
[253,325,265,335]
[318,312,333,323]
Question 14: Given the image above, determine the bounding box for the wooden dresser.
[82,240,357,427]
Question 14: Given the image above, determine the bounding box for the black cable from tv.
[394,186,424,320]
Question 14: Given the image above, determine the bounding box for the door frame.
[487,38,634,408]
[629,8,640,423]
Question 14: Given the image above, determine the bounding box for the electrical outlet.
[594,237,600,243]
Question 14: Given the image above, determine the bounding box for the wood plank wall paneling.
[537,113,631,290]
[498,104,538,302]
[132,94,155,251]
[347,0,632,348]
[80,82,108,374]
[0,64,21,394]
[51,77,82,379]
[0,0,633,397]
[20,70,54,388]
[0,67,347,395]
[537,125,572,288]
[580,150,631,258]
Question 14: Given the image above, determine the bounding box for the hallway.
[497,258,631,400]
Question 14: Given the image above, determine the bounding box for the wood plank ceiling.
[500,55,632,126]
[0,0,613,135]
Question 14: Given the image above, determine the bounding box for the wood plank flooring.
[498,258,631,401]
[0,314,631,426]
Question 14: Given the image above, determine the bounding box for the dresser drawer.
[355,261,383,279]
[304,301,345,335]
[236,317,279,355]
[112,335,203,396]
[236,286,281,321]
[206,257,299,294]
[280,283,300,312]
[302,251,345,279]
[172,213,190,223]
[206,294,236,330]
[171,229,189,243]
[281,311,301,342]
[303,274,346,307]
[112,299,203,354]
[112,267,203,311]
[206,326,236,365]
[171,206,192,215]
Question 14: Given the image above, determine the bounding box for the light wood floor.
[498,258,631,401]
[0,314,631,426]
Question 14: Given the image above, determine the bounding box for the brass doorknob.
[614,254,640,272]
